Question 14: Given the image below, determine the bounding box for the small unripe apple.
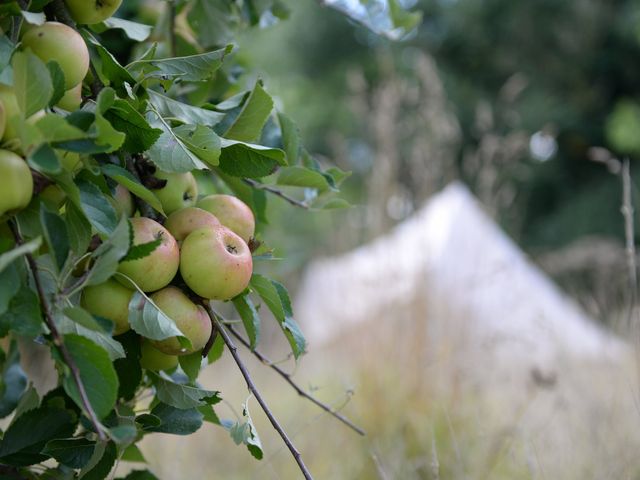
[80,278,134,335]
[164,207,220,243]
[56,84,82,111]
[0,85,20,141]
[180,226,253,300]
[152,170,198,215]
[117,217,179,292]
[0,150,33,217]
[149,286,211,355]
[197,194,255,243]
[39,185,66,209]
[64,0,123,25]
[22,22,89,89]
[140,340,178,371]
[111,184,135,217]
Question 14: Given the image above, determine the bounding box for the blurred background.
[114,0,640,478]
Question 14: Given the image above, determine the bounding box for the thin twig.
[9,222,106,441]
[207,305,313,480]
[168,0,177,57]
[227,324,365,436]
[243,178,309,209]
[621,158,638,330]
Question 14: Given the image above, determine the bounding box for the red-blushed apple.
[180,226,253,300]
[140,339,178,371]
[197,194,255,243]
[64,0,123,25]
[21,22,89,89]
[152,170,198,215]
[117,217,179,292]
[164,207,221,243]
[112,184,135,217]
[80,278,134,335]
[0,150,33,217]
[149,286,211,355]
[56,83,82,111]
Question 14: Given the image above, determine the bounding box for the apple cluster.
[82,173,256,370]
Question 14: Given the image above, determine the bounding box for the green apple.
[117,217,179,292]
[112,184,135,217]
[180,226,253,300]
[39,185,66,209]
[140,340,178,371]
[0,85,20,141]
[22,22,89,89]
[0,150,33,217]
[164,207,221,243]
[64,0,123,25]
[149,286,211,355]
[56,83,82,111]
[152,170,198,215]
[197,194,255,243]
[81,278,134,335]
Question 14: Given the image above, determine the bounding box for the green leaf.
[35,113,88,143]
[313,198,351,210]
[250,275,306,359]
[12,50,52,117]
[127,291,191,348]
[198,404,220,425]
[0,285,44,338]
[63,306,111,333]
[226,402,263,460]
[65,201,92,256]
[20,10,46,25]
[102,18,152,41]
[145,403,203,435]
[101,164,164,215]
[41,438,96,469]
[0,237,41,274]
[225,80,273,143]
[0,263,21,317]
[122,237,161,262]
[86,216,130,286]
[206,333,224,364]
[40,203,70,272]
[47,61,66,107]
[149,90,224,127]
[104,99,162,153]
[28,143,62,175]
[178,352,202,383]
[93,88,126,152]
[0,343,27,418]
[61,334,119,420]
[174,124,221,166]
[233,295,260,349]
[77,178,118,236]
[218,139,286,178]
[147,111,208,172]
[79,441,117,480]
[128,45,233,82]
[85,35,138,99]
[278,112,300,164]
[149,373,219,409]
[0,403,77,466]
[277,166,333,192]
[121,444,146,463]
[58,314,125,361]
[113,330,142,401]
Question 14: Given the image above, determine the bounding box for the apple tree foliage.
[0,0,419,478]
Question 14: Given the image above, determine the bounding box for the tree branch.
[206,305,314,480]
[243,178,310,209]
[9,222,106,441]
[227,324,365,436]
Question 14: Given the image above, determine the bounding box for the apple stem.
[226,323,367,436]
[9,221,107,441]
[207,305,314,480]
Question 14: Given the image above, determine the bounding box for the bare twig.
[227,324,365,436]
[206,305,313,480]
[9,222,106,441]
[243,178,309,209]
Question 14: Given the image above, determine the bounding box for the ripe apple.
[111,184,135,217]
[21,22,89,89]
[152,170,198,215]
[0,150,33,217]
[164,207,221,243]
[197,194,255,243]
[140,340,178,371]
[180,226,253,300]
[56,84,82,111]
[149,286,211,355]
[64,0,123,25]
[80,278,134,335]
[117,217,179,292]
